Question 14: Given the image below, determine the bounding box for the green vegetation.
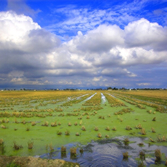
[0,90,167,160]
[6,162,21,167]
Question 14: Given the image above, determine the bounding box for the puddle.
[101,93,107,104]
[40,137,167,167]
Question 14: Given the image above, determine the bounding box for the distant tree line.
[106,87,166,90]
[1,87,166,91]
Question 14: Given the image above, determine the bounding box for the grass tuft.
[61,146,66,153]
[65,130,70,136]
[139,151,145,160]
[49,144,54,152]
[112,127,117,131]
[75,132,80,136]
[94,127,99,131]
[28,141,33,149]
[105,126,110,131]
[152,128,156,133]
[81,126,86,131]
[57,131,62,135]
[13,142,23,150]
[31,122,36,126]
[70,147,77,156]
[141,128,146,135]
[123,152,128,160]
[0,139,4,145]
[126,126,132,130]
[152,117,156,121]
[155,149,161,162]
[97,133,102,138]
[123,138,129,145]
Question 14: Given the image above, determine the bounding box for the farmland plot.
[0,90,167,166]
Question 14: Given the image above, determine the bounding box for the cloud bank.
[0,11,167,88]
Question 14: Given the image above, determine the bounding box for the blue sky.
[0,0,167,89]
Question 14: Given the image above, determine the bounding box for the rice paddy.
[0,90,167,166]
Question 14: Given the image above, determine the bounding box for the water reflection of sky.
[101,93,107,104]
[40,137,167,167]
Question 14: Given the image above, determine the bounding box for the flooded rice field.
[40,137,167,167]
[0,90,167,166]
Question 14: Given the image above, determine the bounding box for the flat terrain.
[0,90,167,165]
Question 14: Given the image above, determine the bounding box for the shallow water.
[83,93,96,102]
[40,137,167,167]
[101,93,107,104]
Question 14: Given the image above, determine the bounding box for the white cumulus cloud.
[0,11,167,88]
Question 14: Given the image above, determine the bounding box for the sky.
[0,0,167,89]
